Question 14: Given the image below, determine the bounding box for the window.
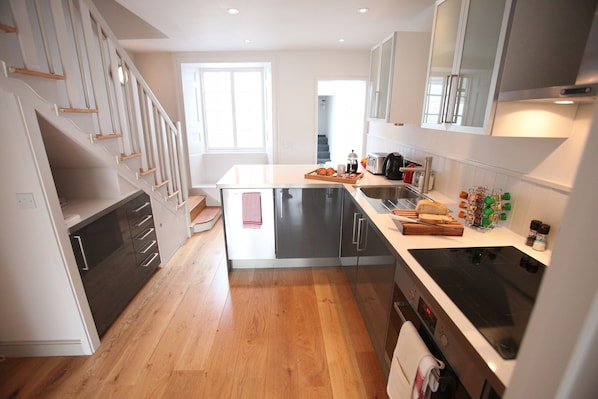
[193,64,271,151]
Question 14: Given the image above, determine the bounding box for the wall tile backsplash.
[367,134,568,251]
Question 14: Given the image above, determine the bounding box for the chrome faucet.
[399,156,433,194]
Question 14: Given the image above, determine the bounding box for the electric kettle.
[382,152,404,180]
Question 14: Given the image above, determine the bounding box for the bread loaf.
[415,199,448,215]
[418,214,453,224]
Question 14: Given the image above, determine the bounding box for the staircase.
[317,134,331,164]
[188,195,221,233]
[0,0,219,236]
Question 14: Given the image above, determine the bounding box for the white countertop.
[217,164,553,390]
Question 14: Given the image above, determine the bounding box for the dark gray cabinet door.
[354,215,396,377]
[340,190,361,290]
[274,188,341,259]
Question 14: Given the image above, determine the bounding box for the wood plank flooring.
[0,220,388,399]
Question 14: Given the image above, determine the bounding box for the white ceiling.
[92,0,436,52]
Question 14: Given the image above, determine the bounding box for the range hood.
[498,1,598,104]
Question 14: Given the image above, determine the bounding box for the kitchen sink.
[356,184,429,212]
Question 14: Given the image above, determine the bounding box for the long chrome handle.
[445,74,460,124]
[73,235,89,271]
[134,214,152,227]
[132,201,150,213]
[356,217,368,252]
[352,212,361,244]
[135,227,155,241]
[140,252,159,267]
[139,240,157,254]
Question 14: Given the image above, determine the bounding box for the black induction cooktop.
[408,246,546,360]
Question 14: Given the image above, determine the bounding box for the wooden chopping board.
[392,210,464,236]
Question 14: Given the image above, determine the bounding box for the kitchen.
[0,0,597,398]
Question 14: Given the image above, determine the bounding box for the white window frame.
[195,64,270,152]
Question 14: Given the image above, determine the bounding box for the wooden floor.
[0,220,388,399]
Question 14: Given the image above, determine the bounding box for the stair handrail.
[4,0,187,208]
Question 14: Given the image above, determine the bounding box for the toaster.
[366,152,388,174]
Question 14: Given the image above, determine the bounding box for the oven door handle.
[393,301,413,324]
[393,301,442,385]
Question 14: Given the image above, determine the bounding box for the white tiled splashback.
[367,135,569,251]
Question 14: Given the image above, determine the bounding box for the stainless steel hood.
[498,0,598,103]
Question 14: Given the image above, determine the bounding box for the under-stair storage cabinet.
[422,0,510,134]
[368,32,431,124]
[69,192,160,337]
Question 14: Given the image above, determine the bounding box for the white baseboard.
[0,339,90,357]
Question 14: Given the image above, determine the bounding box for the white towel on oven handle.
[387,321,444,399]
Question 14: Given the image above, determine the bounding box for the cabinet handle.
[134,214,153,227]
[445,74,460,124]
[357,217,368,251]
[352,212,362,244]
[132,201,150,213]
[140,252,159,267]
[73,235,89,271]
[440,74,452,123]
[139,239,157,254]
[135,227,155,241]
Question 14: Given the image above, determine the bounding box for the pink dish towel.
[242,192,262,228]
[412,354,443,399]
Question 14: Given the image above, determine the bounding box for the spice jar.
[533,223,550,251]
[526,220,542,246]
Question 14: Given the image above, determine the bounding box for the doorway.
[317,80,367,167]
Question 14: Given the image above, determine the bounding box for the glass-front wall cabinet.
[422,0,509,134]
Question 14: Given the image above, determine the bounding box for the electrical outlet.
[16,192,36,209]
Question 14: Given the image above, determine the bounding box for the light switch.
[16,192,36,209]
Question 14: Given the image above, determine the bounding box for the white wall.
[0,87,98,356]
[134,50,370,182]
[504,96,598,399]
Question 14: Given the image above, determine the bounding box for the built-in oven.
[386,256,504,399]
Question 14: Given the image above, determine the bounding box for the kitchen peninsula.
[217,164,552,397]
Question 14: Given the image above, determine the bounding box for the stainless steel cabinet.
[221,188,276,263]
[275,188,341,259]
[422,0,510,134]
[341,192,395,377]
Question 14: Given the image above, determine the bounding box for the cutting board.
[304,169,364,184]
[392,210,464,236]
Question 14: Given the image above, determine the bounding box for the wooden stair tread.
[60,107,98,113]
[95,133,122,141]
[139,167,157,176]
[188,195,206,220]
[191,206,221,225]
[0,23,17,33]
[9,67,65,80]
[154,180,168,189]
[120,152,141,161]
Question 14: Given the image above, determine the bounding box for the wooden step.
[9,67,65,80]
[154,180,168,189]
[188,195,206,221]
[191,206,222,233]
[139,167,157,177]
[119,152,141,161]
[60,107,98,113]
[0,23,17,33]
[95,133,122,141]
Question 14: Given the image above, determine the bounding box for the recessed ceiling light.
[227,8,239,14]
[244,39,252,44]
[358,8,369,13]
[339,38,345,43]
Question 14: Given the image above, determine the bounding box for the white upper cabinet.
[368,32,431,125]
[422,0,510,134]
